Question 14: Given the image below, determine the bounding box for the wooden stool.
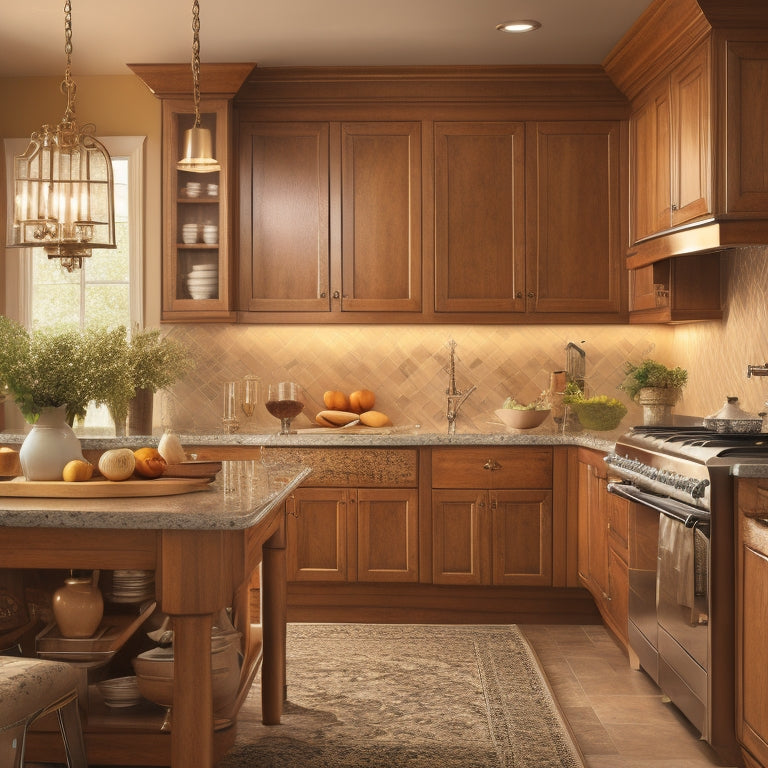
[0,656,88,767]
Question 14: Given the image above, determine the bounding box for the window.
[3,136,145,431]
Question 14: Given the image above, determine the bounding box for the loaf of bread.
[0,447,21,476]
[315,410,359,427]
[359,410,392,428]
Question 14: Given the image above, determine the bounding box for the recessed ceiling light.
[496,20,542,34]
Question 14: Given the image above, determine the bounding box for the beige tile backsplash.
[163,245,768,436]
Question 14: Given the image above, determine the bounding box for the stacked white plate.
[187,263,218,300]
[184,181,202,198]
[202,224,218,244]
[111,569,155,603]
[97,675,142,708]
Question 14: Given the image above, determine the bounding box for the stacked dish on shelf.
[181,222,200,244]
[186,263,218,300]
[110,570,155,604]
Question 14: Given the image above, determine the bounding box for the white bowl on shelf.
[188,288,216,300]
[191,263,217,272]
[187,277,218,287]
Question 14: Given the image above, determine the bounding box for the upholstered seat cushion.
[0,657,80,731]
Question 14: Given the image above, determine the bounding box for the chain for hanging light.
[7,0,116,272]
[177,0,220,172]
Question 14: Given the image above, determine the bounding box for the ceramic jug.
[52,571,104,639]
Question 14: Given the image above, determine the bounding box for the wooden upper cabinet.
[606,1,768,264]
[526,121,625,316]
[238,120,421,317]
[433,122,526,314]
[630,39,711,246]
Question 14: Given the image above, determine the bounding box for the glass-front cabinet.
[128,63,254,322]
[162,99,232,320]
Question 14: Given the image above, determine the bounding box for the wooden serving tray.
[0,476,213,498]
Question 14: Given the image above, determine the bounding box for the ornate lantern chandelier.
[177,0,220,173]
[7,0,116,273]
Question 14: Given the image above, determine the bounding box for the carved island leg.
[260,516,287,725]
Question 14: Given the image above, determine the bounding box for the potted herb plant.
[126,328,193,435]
[0,318,100,478]
[620,359,688,425]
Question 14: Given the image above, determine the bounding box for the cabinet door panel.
[491,490,553,586]
[726,42,768,214]
[341,123,422,312]
[239,122,330,312]
[287,488,348,581]
[527,122,623,314]
[671,40,711,226]
[357,489,419,582]
[740,541,768,763]
[434,122,526,313]
[607,545,629,644]
[631,85,671,244]
[432,490,489,585]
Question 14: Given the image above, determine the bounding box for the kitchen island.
[0,461,310,768]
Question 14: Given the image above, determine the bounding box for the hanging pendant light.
[177,0,221,173]
[7,0,116,273]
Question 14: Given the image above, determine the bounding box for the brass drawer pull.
[483,458,502,471]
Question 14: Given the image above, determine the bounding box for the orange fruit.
[323,390,350,411]
[133,447,168,479]
[349,389,375,414]
[62,459,94,482]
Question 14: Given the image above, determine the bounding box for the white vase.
[19,406,85,481]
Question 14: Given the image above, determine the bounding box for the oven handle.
[607,482,711,530]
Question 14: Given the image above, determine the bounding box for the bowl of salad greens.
[495,397,550,429]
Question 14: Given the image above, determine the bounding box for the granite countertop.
[0,462,311,530]
[0,428,618,453]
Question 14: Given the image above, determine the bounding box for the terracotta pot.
[128,387,155,436]
[52,572,104,639]
[637,387,680,426]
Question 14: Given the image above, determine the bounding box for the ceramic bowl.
[132,638,240,710]
[97,675,141,708]
[188,289,216,300]
[191,263,218,272]
[495,408,550,429]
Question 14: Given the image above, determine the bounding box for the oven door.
[607,481,710,736]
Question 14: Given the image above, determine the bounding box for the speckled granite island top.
[0,462,311,530]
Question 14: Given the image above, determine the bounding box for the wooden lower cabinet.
[736,479,768,768]
[576,447,629,647]
[287,486,419,582]
[431,447,554,587]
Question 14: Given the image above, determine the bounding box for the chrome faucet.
[445,339,476,434]
[747,363,768,377]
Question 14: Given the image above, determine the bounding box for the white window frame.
[3,135,145,329]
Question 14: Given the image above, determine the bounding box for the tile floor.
[521,624,739,768]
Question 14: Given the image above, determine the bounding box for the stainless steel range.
[606,425,768,766]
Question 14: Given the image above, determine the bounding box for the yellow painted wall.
[0,75,163,325]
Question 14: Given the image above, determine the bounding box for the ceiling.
[0,0,653,78]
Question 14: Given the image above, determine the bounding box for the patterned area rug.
[219,623,584,768]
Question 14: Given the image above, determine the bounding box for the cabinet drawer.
[607,493,629,555]
[431,447,552,489]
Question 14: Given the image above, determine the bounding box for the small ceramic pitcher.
[52,570,104,639]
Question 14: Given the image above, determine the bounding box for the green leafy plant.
[619,359,688,402]
[0,317,109,424]
[0,318,193,427]
[128,327,193,393]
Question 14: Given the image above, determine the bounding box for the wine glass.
[240,375,261,418]
[266,381,305,434]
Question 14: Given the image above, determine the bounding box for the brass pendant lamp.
[8,0,116,272]
[177,0,221,173]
